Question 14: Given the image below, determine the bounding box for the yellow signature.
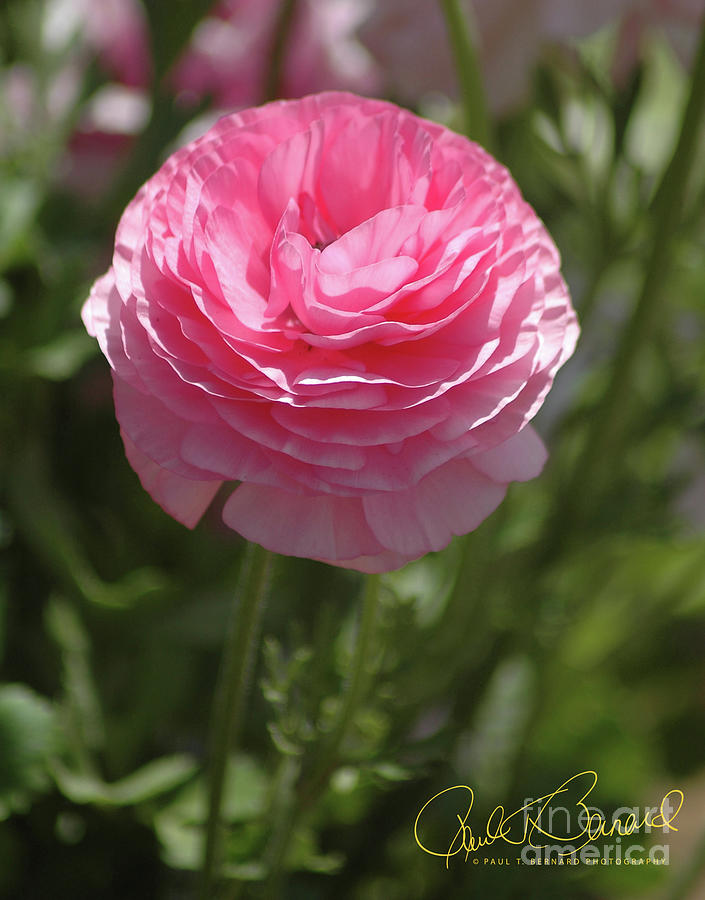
[414,771,684,868]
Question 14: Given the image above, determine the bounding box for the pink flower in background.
[85,0,151,88]
[37,0,378,198]
[473,0,618,112]
[358,0,618,113]
[172,0,379,107]
[1,64,72,145]
[61,86,151,201]
[43,0,151,88]
[36,0,151,199]
[4,0,148,142]
[358,0,702,114]
[82,92,578,572]
[612,0,704,84]
[45,0,377,109]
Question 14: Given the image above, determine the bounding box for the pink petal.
[121,430,221,528]
[222,484,382,562]
[362,457,506,557]
[470,425,547,483]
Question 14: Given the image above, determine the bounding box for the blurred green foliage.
[2,1,705,898]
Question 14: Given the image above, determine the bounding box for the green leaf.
[553,537,705,668]
[157,754,268,827]
[26,330,97,381]
[0,177,40,271]
[625,37,687,177]
[45,597,104,757]
[154,755,268,871]
[52,754,198,807]
[0,279,12,318]
[0,684,58,818]
[286,824,344,875]
[454,656,535,800]
[383,552,454,627]
[153,813,202,871]
[267,722,303,757]
[10,447,167,610]
[368,762,413,783]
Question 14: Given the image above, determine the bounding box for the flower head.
[82,92,578,572]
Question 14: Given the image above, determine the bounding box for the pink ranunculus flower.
[82,92,578,572]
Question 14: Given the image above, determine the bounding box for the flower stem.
[198,543,274,900]
[543,14,705,551]
[263,0,299,102]
[143,0,215,83]
[260,755,301,899]
[262,574,381,892]
[313,573,380,782]
[439,0,493,151]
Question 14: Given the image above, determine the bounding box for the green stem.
[260,755,301,899]
[315,574,380,778]
[263,0,299,103]
[143,0,216,84]
[263,574,380,890]
[198,543,274,900]
[102,0,215,220]
[439,0,493,150]
[543,15,705,551]
[574,258,606,332]
[8,442,118,607]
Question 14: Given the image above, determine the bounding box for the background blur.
[2,1,705,897]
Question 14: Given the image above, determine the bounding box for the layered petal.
[82,92,578,570]
[121,431,221,528]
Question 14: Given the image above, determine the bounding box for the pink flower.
[40,0,378,199]
[358,0,702,114]
[172,0,379,108]
[34,0,151,200]
[612,0,703,84]
[82,92,578,572]
[359,0,618,113]
[43,0,151,88]
[59,85,151,202]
